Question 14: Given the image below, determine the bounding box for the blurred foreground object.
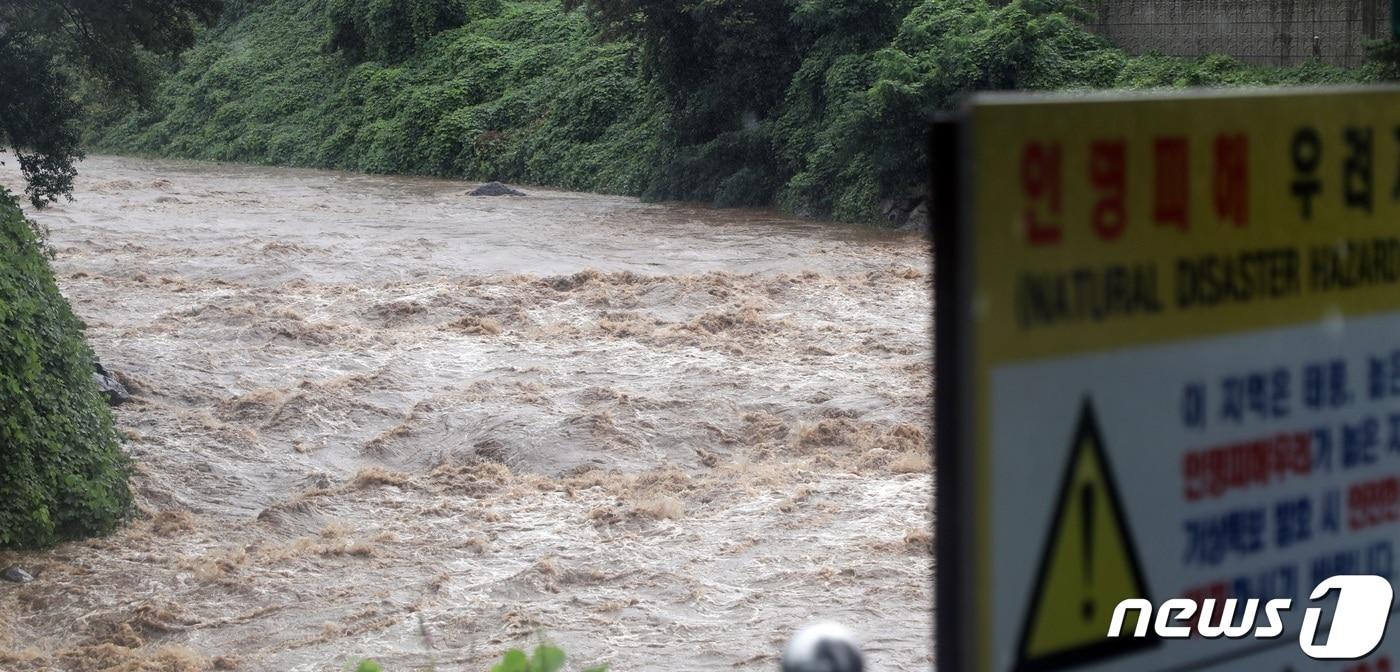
[782,622,864,672]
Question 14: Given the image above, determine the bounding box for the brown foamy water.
[0,155,932,671]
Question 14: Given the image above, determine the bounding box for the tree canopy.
[0,0,222,207]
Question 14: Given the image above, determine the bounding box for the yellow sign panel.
[1015,400,1155,671]
[938,86,1400,672]
[970,87,1400,365]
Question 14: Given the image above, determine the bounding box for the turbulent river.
[0,155,933,672]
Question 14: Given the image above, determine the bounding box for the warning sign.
[933,87,1400,672]
[1015,400,1157,671]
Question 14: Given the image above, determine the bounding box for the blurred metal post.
[781,622,864,672]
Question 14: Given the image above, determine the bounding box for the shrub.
[0,188,130,549]
[490,645,606,672]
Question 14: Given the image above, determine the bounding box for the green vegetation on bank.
[90,0,666,196]
[89,0,1375,222]
[0,190,130,549]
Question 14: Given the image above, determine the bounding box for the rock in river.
[469,181,526,197]
[93,362,131,406]
[2,566,34,583]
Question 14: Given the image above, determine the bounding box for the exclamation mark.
[1080,482,1095,622]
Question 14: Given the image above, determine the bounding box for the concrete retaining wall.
[1087,0,1389,67]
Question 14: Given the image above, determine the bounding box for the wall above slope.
[1088,0,1390,67]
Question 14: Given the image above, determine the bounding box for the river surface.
[0,155,933,672]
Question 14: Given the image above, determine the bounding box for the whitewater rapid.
[0,155,933,671]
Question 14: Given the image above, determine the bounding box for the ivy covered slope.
[89,0,1370,223]
[0,191,130,549]
[89,0,666,196]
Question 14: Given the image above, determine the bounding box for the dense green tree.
[327,0,502,63]
[0,0,221,207]
[563,0,800,143]
[0,34,84,211]
[559,0,905,208]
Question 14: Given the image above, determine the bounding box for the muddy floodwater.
[0,155,933,671]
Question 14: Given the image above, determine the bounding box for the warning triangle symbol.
[1014,399,1160,672]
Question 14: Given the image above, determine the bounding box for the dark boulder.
[2,566,34,583]
[897,200,930,234]
[881,185,931,234]
[93,362,131,406]
[469,181,526,197]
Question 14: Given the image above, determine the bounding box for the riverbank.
[85,0,1371,225]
